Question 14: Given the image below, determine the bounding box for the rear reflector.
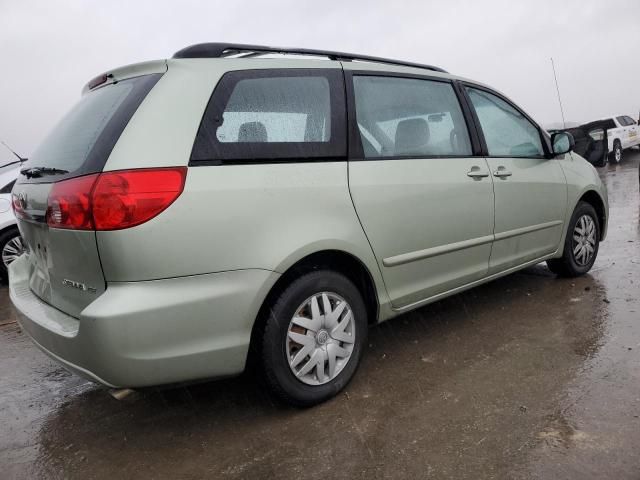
[46,167,187,231]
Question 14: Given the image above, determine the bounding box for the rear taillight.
[91,168,187,230]
[12,193,26,219]
[46,167,187,231]
[47,174,98,229]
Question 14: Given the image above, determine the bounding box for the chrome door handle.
[467,167,489,178]
[493,168,512,178]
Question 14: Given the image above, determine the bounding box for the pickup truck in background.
[604,115,640,163]
[550,114,640,167]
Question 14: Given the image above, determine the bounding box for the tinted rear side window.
[190,69,346,163]
[217,77,330,142]
[22,74,162,183]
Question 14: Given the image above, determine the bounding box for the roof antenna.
[550,57,567,129]
[0,141,28,170]
[1,141,27,162]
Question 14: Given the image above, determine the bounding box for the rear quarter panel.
[97,162,380,278]
[0,193,16,231]
[97,58,391,315]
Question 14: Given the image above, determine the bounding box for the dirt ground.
[1,152,639,480]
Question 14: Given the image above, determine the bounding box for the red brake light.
[12,193,26,219]
[47,174,98,229]
[46,168,186,231]
[92,168,186,230]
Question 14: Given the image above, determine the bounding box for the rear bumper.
[9,255,279,387]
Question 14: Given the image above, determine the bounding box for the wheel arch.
[0,222,19,236]
[247,248,383,370]
[260,249,380,327]
[578,190,607,240]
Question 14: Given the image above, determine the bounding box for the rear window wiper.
[20,166,69,179]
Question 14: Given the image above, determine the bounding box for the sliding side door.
[346,70,495,309]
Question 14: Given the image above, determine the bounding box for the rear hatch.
[12,67,163,317]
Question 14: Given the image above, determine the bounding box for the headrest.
[238,121,268,142]
[395,118,430,156]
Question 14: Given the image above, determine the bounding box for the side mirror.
[551,131,575,156]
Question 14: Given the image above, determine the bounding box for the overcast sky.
[1,0,639,161]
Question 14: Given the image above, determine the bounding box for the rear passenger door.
[345,70,495,309]
[464,86,567,274]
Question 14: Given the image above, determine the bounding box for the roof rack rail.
[172,43,448,74]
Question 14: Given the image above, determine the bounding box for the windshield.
[22,74,161,183]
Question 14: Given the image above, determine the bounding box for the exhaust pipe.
[109,388,135,400]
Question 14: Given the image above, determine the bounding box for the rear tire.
[259,270,367,407]
[609,141,622,163]
[547,201,600,277]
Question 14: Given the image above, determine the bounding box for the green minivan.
[9,43,608,406]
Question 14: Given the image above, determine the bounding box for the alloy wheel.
[2,235,23,267]
[572,215,596,266]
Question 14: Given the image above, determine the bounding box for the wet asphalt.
[1,153,639,480]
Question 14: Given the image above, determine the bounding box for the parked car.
[9,43,609,406]
[0,165,22,279]
[602,115,640,163]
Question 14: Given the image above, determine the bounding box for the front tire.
[259,270,367,407]
[547,201,600,277]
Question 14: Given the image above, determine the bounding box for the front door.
[616,116,632,148]
[346,72,495,309]
[465,86,567,274]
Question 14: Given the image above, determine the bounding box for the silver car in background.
[0,165,23,278]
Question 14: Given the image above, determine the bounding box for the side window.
[190,69,346,162]
[588,128,604,141]
[466,87,545,158]
[624,116,637,126]
[352,76,472,158]
[616,116,628,127]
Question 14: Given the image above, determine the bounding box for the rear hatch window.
[13,73,162,317]
[21,73,161,182]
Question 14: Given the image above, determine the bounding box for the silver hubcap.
[2,235,23,267]
[572,215,596,266]
[286,292,355,386]
[615,146,621,162]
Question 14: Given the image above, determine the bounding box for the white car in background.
[0,165,23,279]
[604,115,640,163]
